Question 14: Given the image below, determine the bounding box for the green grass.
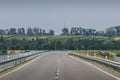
[72,50,120,61]
[114,52,120,57]
[0,35,47,40]
[0,35,110,41]
[46,35,110,41]
[0,35,110,40]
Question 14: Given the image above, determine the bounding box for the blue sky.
[0,0,120,34]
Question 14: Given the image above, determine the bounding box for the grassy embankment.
[70,50,120,61]
[0,35,120,56]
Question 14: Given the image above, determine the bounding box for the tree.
[78,27,82,35]
[115,26,120,35]
[106,27,116,36]
[70,27,78,35]
[39,29,42,35]
[0,49,7,55]
[43,30,46,35]
[49,30,54,35]
[0,29,5,35]
[33,27,39,35]
[62,28,69,35]
[27,28,33,35]
[0,36,4,42]
[18,28,25,35]
[8,28,16,35]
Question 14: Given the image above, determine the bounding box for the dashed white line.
[55,59,60,80]
[55,76,58,80]
[55,67,59,80]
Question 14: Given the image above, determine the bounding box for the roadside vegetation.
[0,35,120,55]
[70,50,120,61]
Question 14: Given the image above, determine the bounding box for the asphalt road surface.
[0,51,118,80]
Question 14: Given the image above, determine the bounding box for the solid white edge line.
[69,56,120,80]
[0,53,48,78]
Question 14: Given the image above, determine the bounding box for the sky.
[0,0,120,34]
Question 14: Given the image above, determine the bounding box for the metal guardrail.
[0,51,46,71]
[71,53,120,69]
[0,51,44,64]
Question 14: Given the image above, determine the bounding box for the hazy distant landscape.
[0,26,120,56]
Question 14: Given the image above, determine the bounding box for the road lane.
[0,51,58,80]
[58,53,117,80]
[0,51,118,80]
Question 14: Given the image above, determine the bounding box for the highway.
[0,51,119,80]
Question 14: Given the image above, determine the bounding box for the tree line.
[0,26,120,36]
[0,36,120,53]
[62,26,120,36]
[0,27,54,35]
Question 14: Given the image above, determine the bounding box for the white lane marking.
[0,53,48,78]
[55,59,60,80]
[55,76,58,80]
[70,56,120,80]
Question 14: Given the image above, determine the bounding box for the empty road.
[0,51,118,80]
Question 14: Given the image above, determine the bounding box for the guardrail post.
[94,54,96,57]
[105,56,108,59]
